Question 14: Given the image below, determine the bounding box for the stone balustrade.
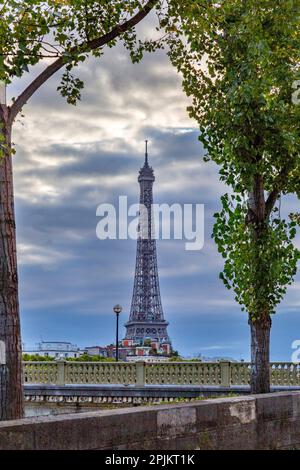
[23,361,300,387]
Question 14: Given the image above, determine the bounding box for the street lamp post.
[113,304,122,362]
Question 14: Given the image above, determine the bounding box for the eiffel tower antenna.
[145,140,148,166]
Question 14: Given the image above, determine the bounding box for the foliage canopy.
[163,0,300,320]
[0,0,160,105]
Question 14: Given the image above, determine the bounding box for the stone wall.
[0,392,300,450]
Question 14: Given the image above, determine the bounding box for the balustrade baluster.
[22,360,300,388]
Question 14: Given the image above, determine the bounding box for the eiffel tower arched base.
[124,320,170,345]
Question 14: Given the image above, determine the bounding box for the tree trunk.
[0,105,24,420]
[247,174,272,394]
[249,316,271,394]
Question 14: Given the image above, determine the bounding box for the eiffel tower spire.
[144,139,149,166]
[124,143,170,345]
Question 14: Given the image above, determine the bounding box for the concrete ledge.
[24,383,300,400]
[1,391,300,450]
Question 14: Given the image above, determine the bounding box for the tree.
[164,0,300,392]
[0,0,158,421]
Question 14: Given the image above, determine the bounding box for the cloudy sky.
[8,12,300,360]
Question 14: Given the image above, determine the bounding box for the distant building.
[103,341,171,361]
[24,341,83,359]
[135,346,151,357]
[84,346,108,357]
[160,342,171,356]
[105,339,171,361]
[122,339,134,348]
[106,345,135,361]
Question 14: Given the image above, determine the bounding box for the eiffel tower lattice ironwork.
[124,142,170,345]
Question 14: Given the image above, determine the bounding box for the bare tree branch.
[9,0,157,124]
[265,164,294,219]
[265,188,280,219]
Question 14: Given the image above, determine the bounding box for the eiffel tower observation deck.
[124,142,171,346]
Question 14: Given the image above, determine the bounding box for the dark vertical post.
[116,312,119,362]
[113,304,122,362]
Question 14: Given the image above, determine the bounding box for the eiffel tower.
[124,142,170,345]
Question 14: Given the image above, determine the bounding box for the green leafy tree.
[0,0,159,421]
[164,0,300,393]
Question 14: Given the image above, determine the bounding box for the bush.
[22,354,54,361]
[66,354,115,362]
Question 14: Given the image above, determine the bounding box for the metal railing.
[23,361,300,387]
